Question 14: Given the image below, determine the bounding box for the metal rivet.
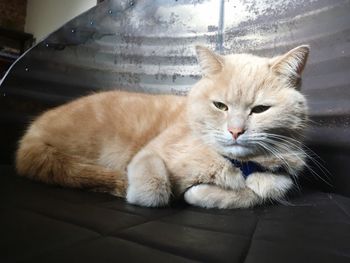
[45,43,49,47]
[130,0,135,6]
[108,9,112,14]
[71,29,75,33]
[90,20,94,25]
[3,93,5,97]
[25,67,29,72]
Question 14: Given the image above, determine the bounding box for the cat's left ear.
[195,46,224,76]
[270,45,310,88]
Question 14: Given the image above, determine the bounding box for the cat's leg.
[184,173,293,209]
[173,151,246,194]
[245,173,293,201]
[126,150,171,207]
[184,184,260,209]
[213,161,246,190]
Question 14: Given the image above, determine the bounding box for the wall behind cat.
[25,0,97,42]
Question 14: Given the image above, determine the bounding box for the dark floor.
[1,165,350,263]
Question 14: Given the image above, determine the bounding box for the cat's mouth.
[211,135,257,156]
[217,140,259,158]
[222,142,242,147]
[221,141,251,150]
[221,140,249,147]
[221,144,255,158]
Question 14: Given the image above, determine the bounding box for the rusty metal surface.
[0,0,350,194]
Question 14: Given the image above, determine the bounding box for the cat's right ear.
[270,45,310,88]
[195,46,224,76]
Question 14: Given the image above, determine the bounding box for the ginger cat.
[16,45,309,209]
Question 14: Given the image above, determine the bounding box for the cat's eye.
[250,105,271,114]
[213,101,228,111]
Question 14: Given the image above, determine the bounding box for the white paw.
[184,184,213,207]
[246,173,293,200]
[126,178,171,207]
[184,184,259,209]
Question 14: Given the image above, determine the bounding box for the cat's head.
[187,45,309,159]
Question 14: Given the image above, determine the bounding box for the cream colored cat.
[16,45,309,209]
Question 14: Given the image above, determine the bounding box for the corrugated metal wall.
[1,0,350,194]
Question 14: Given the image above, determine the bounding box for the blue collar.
[225,157,288,178]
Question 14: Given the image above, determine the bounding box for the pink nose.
[228,127,245,140]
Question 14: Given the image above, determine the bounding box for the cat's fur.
[16,45,309,209]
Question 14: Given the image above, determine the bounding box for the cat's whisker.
[253,138,304,177]
[262,134,332,180]
[299,161,333,187]
[253,141,295,176]
[250,133,333,187]
[290,176,302,193]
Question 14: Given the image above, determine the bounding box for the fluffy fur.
[16,45,309,208]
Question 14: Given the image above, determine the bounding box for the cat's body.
[16,45,309,208]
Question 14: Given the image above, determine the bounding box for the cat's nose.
[228,127,245,140]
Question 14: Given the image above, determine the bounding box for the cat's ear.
[195,46,224,76]
[270,45,310,88]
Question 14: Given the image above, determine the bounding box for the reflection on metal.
[2,0,349,99]
[0,0,350,192]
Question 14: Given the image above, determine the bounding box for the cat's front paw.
[126,177,171,207]
[185,184,222,208]
[246,173,293,200]
[184,184,259,209]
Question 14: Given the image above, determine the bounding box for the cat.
[16,45,309,209]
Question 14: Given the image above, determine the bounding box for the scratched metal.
[0,0,350,194]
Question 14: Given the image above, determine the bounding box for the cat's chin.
[220,144,257,159]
